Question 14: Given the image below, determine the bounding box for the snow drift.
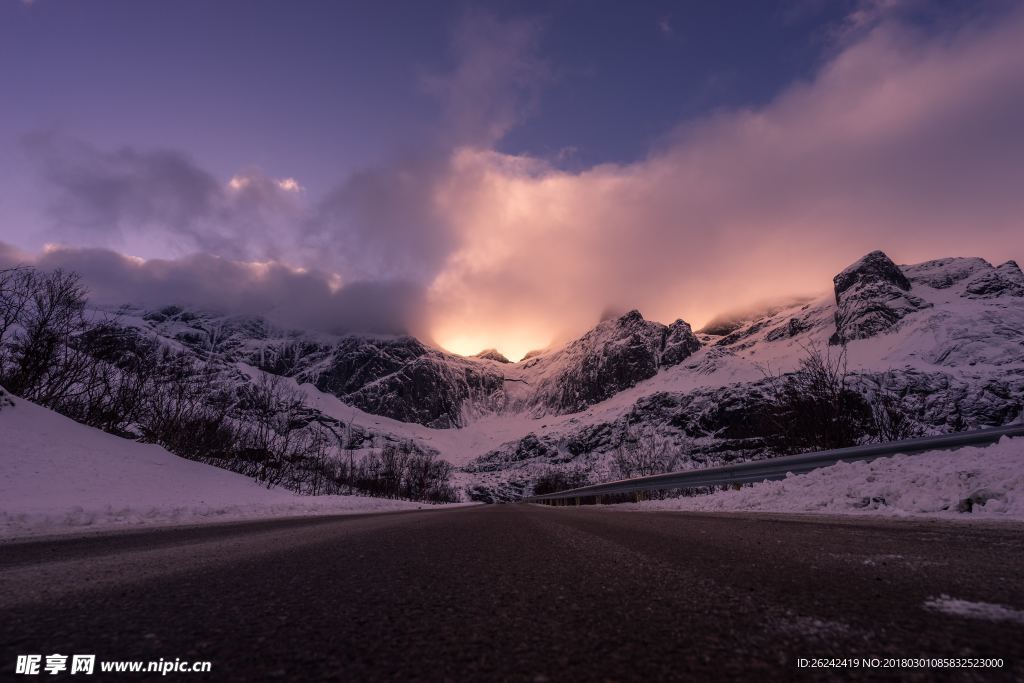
[616,436,1024,520]
[0,387,457,540]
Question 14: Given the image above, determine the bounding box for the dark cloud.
[304,153,454,282]
[22,132,306,263]
[24,132,219,240]
[1,243,424,337]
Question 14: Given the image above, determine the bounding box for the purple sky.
[2,0,1023,359]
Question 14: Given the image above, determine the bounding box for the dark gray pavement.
[1,506,1022,681]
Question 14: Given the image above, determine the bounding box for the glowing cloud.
[424,8,1024,355]
[276,177,303,193]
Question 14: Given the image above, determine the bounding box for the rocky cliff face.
[522,311,701,415]
[965,260,1024,298]
[829,250,931,344]
[903,256,1024,298]
[336,351,507,428]
[252,336,511,429]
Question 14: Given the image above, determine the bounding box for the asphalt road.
[1,506,1022,682]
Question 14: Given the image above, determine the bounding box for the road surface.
[2,506,1022,681]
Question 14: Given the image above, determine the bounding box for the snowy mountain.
[90,250,1024,501]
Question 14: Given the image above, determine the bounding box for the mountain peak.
[474,349,511,363]
[834,250,910,295]
[830,250,929,344]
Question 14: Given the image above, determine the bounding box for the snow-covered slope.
[0,386,451,539]
[85,250,1024,501]
[614,436,1024,520]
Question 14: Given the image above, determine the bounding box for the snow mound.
[0,391,459,540]
[616,436,1024,520]
[923,596,1024,624]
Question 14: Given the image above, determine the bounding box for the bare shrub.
[344,442,457,503]
[761,342,922,452]
[760,342,872,453]
[532,466,590,496]
[868,391,920,442]
[612,423,682,479]
[0,267,93,407]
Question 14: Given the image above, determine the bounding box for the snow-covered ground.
[613,436,1024,520]
[0,389,466,541]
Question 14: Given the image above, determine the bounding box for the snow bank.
[616,437,1024,520]
[0,390,463,540]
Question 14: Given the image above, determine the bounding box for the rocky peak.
[834,250,912,295]
[964,260,1024,299]
[662,320,701,367]
[830,250,931,344]
[474,349,511,363]
[526,310,700,415]
[903,257,990,289]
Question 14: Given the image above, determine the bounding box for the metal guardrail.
[525,423,1024,503]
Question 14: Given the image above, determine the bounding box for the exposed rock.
[527,310,666,414]
[699,298,813,337]
[765,316,811,342]
[474,349,511,363]
[662,320,701,367]
[526,310,701,415]
[835,250,912,293]
[964,260,1024,298]
[700,317,746,336]
[716,319,772,347]
[903,257,991,289]
[341,352,506,428]
[830,250,931,344]
[463,433,560,473]
[903,256,1024,300]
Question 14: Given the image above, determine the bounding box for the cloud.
[423,4,1024,357]
[304,153,455,283]
[841,0,913,34]
[14,5,1024,361]
[421,9,550,147]
[0,242,425,336]
[275,178,303,193]
[228,173,303,194]
[23,132,306,264]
